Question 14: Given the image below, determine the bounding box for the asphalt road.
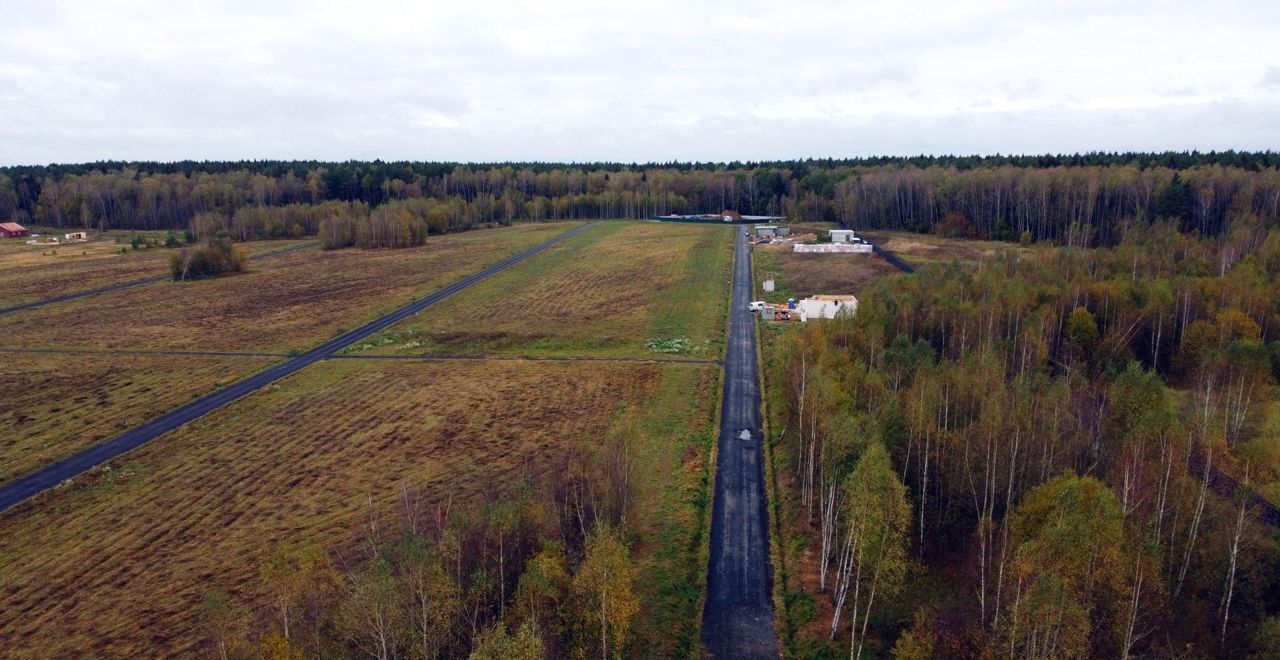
[0,241,319,317]
[702,227,779,658]
[0,225,594,512]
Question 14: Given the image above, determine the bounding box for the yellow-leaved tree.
[574,526,639,659]
[1004,473,1129,658]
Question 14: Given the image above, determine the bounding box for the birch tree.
[828,441,910,658]
[1004,473,1128,659]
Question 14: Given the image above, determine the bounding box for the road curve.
[0,241,319,317]
[0,225,594,512]
[702,227,779,658]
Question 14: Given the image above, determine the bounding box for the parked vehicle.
[748,301,769,312]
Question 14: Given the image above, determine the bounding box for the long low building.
[793,243,873,253]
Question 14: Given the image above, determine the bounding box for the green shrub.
[169,237,249,281]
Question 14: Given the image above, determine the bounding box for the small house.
[797,295,858,321]
[755,225,778,238]
[0,222,30,238]
[829,229,856,243]
[775,227,792,237]
[64,231,88,241]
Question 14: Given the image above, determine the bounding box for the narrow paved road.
[0,225,594,512]
[0,241,319,317]
[703,227,778,658]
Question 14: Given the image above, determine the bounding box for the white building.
[754,225,778,238]
[797,295,857,321]
[829,229,857,243]
[794,243,873,254]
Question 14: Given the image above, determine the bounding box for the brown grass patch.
[0,240,310,308]
[0,353,278,484]
[862,231,1025,268]
[0,359,660,657]
[0,224,576,353]
[755,244,900,300]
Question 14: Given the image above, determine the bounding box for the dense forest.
[765,221,1280,657]
[2,153,1279,245]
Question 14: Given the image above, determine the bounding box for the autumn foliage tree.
[1003,473,1130,658]
[769,222,1280,657]
[168,235,248,281]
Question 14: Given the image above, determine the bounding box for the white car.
[747,301,769,312]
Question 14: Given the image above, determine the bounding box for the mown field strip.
[0,241,318,316]
[0,222,596,512]
[347,220,735,358]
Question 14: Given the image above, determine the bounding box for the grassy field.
[621,362,720,656]
[0,359,675,657]
[343,221,735,358]
[0,239,313,308]
[861,230,1027,268]
[753,243,900,305]
[0,219,729,656]
[0,223,576,352]
[0,352,279,484]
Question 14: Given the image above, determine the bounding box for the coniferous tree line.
[1,154,1278,245]
[768,221,1280,658]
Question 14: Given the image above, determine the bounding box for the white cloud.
[0,0,1277,164]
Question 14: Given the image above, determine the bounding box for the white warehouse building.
[797,295,858,321]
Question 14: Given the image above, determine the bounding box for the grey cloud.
[1260,66,1280,89]
[1,0,1278,164]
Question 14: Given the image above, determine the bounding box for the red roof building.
[0,222,29,238]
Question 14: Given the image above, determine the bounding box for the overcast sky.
[1,0,1277,165]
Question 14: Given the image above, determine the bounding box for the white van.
[747,301,769,312]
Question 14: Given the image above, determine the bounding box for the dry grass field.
[753,243,900,304]
[0,220,726,656]
[345,221,734,358]
[861,230,1026,268]
[0,352,278,484]
[0,239,311,307]
[0,223,575,353]
[0,358,668,657]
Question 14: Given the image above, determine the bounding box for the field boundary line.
[0,224,595,513]
[0,241,318,317]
